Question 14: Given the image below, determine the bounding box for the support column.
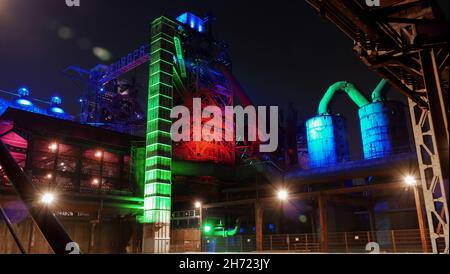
[318,193,328,253]
[255,201,263,252]
[368,202,377,242]
[407,48,449,254]
[413,185,430,253]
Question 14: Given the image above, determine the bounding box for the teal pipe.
[371,79,390,102]
[318,81,370,115]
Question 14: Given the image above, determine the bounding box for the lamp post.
[195,201,203,251]
[405,176,429,253]
[276,189,288,236]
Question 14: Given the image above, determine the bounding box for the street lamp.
[277,189,288,201]
[41,192,56,205]
[48,143,58,152]
[194,201,203,230]
[95,150,103,158]
[195,201,202,209]
[404,175,428,253]
[404,175,417,186]
[195,201,204,252]
[92,178,100,185]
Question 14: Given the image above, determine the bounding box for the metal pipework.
[0,140,77,254]
[371,79,390,103]
[209,225,239,238]
[205,219,240,238]
[318,81,370,115]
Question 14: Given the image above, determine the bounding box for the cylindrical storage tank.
[359,101,410,160]
[306,115,350,168]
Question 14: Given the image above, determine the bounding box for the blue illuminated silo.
[306,115,350,168]
[359,101,409,160]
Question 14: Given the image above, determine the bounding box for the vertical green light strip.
[174,36,187,78]
[144,17,177,224]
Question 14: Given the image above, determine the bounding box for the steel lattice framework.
[305,0,449,253]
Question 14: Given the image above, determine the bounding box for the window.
[81,149,101,177]
[56,143,79,173]
[32,138,57,170]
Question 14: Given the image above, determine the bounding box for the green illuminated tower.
[142,16,177,253]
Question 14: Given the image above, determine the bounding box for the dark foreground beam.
[0,140,76,254]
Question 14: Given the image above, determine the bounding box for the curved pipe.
[318,81,370,115]
[210,225,239,238]
[206,218,240,238]
[371,79,390,103]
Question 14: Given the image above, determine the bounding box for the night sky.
[3,0,444,158]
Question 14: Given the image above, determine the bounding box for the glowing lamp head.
[277,189,288,201]
[194,201,202,209]
[41,192,55,205]
[48,143,58,152]
[92,178,100,185]
[404,176,417,186]
[203,225,212,234]
[95,151,103,158]
[16,99,33,106]
[50,107,65,114]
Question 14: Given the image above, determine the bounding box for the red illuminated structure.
[171,65,236,165]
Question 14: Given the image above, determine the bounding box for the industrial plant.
[0,0,448,255]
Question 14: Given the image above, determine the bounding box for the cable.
[0,89,50,104]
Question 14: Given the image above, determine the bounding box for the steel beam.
[205,182,404,208]
[0,205,26,254]
[318,193,328,253]
[255,201,263,252]
[413,184,430,253]
[407,48,449,254]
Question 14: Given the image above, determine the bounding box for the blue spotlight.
[50,107,65,114]
[16,99,33,106]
